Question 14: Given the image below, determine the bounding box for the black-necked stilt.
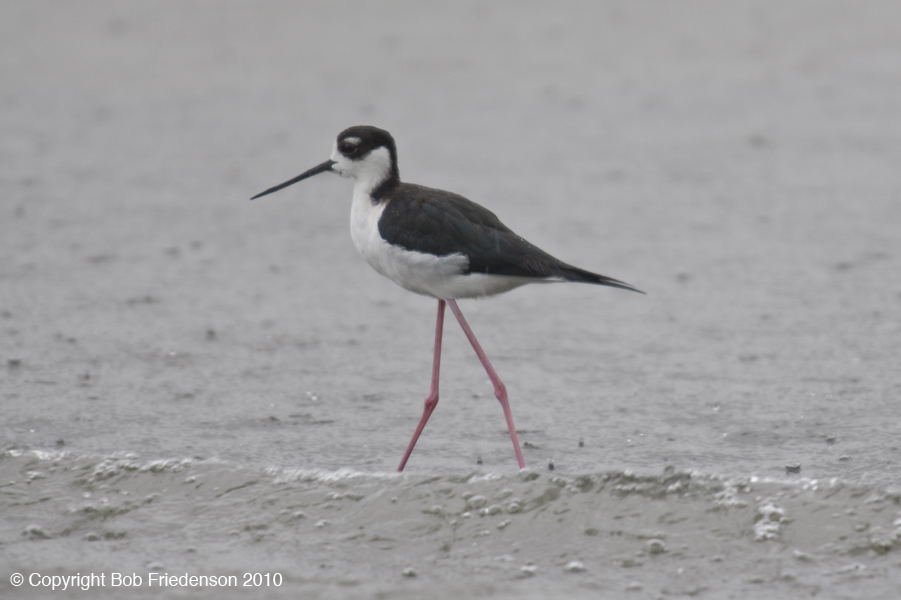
[252,126,643,471]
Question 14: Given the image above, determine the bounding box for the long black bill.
[250,159,336,200]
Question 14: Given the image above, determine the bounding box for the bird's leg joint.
[424,391,439,412]
[492,382,507,403]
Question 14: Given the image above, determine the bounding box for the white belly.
[348,189,536,300]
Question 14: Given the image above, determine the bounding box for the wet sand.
[3,1,901,598]
[3,453,900,599]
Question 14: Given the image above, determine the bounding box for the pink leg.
[397,299,445,472]
[447,300,525,469]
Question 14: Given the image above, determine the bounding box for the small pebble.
[785,463,801,474]
[837,563,866,573]
[626,581,643,591]
[402,567,417,577]
[497,519,511,529]
[547,458,555,471]
[520,565,537,576]
[83,532,100,541]
[839,455,851,461]
[315,519,330,528]
[793,549,812,561]
[476,456,483,465]
[23,524,49,539]
[646,539,666,555]
[466,495,488,510]
[825,435,836,444]
[563,560,585,573]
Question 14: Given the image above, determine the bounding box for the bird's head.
[251,125,399,200]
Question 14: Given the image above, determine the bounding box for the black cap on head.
[336,126,400,197]
[336,125,397,162]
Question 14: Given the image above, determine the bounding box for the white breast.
[348,186,537,300]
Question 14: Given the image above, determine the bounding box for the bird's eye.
[339,141,357,154]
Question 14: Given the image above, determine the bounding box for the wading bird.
[252,126,642,471]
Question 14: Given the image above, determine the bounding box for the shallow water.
[3,1,901,597]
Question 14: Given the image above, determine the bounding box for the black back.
[377,183,641,292]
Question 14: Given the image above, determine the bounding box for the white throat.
[330,145,393,197]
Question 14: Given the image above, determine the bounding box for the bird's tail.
[556,265,645,294]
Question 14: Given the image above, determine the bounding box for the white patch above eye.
[337,137,362,155]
